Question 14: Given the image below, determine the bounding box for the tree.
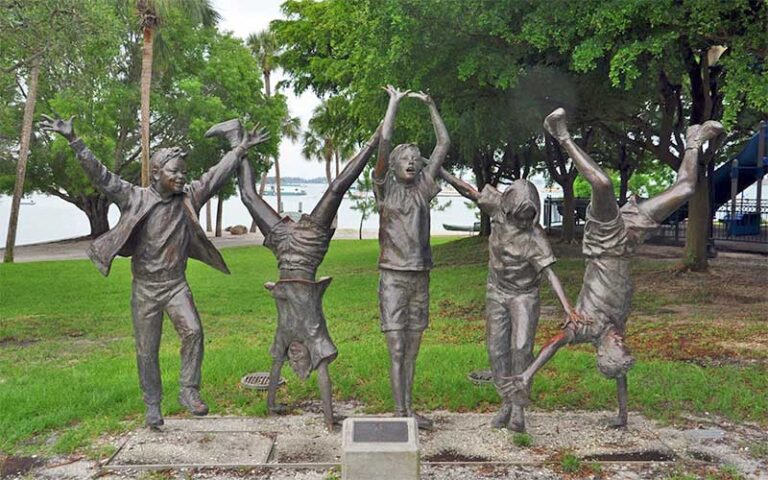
[518,0,767,270]
[247,28,284,211]
[1,11,284,244]
[131,0,220,187]
[349,165,377,239]
[2,0,119,262]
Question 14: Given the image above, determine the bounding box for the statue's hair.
[150,147,187,170]
[389,143,422,166]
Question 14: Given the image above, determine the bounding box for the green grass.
[1,236,766,455]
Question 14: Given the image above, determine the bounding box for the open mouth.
[405,166,416,173]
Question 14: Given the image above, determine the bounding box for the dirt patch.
[0,455,43,477]
[423,449,491,462]
[581,450,677,462]
[0,336,39,348]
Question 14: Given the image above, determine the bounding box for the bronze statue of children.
[501,108,724,428]
[440,170,577,432]
[40,115,269,428]
[234,124,381,432]
[374,86,450,430]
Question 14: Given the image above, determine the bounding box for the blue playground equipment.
[670,122,767,239]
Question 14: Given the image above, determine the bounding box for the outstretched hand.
[407,91,434,105]
[40,115,76,140]
[561,308,590,331]
[383,84,410,102]
[240,123,270,150]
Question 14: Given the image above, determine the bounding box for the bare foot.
[490,403,512,429]
[507,405,526,433]
[543,108,571,142]
[686,120,725,149]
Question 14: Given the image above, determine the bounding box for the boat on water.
[443,221,480,232]
[263,185,307,196]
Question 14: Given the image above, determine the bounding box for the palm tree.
[134,0,219,186]
[247,28,283,209]
[302,126,334,184]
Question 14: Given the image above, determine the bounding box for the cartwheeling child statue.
[40,115,269,428]
[501,108,724,428]
[373,86,450,430]
[233,122,381,432]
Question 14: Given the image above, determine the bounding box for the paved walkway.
[23,407,767,479]
[0,228,393,264]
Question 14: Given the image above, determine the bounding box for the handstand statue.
[440,169,576,432]
[501,108,724,427]
[373,86,450,430]
[233,125,381,432]
[40,115,269,428]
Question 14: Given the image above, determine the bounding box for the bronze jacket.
[70,138,239,277]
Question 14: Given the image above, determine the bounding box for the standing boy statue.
[501,108,723,427]
[40,115,269,428]
[373,86,450,429]
[235,125,381,432]
[439,169,577,432]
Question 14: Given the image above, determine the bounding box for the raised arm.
[439,167,480,203]
[410,92,450,178]
[237,157,280,236]
[40,115,134,206]
[312,125,382,229]
[189,120,270,210]
[374,85,409,181]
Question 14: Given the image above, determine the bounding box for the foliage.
[0,5,284,233]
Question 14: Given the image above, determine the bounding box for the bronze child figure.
[40,115,269,428]
[501,108,724,428]
[235,125,381,432]
[440,169,577,432]
[373,86,450,430]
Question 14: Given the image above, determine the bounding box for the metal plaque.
[352,420,409,443]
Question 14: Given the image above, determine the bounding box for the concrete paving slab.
[110,429,274,468]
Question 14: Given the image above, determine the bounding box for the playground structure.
[544,121,768,250]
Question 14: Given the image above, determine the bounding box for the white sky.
[213,0,322,178]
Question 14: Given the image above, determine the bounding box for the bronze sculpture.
[40,115,268,428]
[439,170,576,432]
[235,125,382,432]
[373,87,450,430]
[501,108,724,427]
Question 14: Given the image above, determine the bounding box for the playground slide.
[673,123,767,220]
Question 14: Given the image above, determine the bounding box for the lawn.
[0,236,766,456]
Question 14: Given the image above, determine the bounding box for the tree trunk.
[215,194,224,237]
[358,213,365,240]
[561,180,577,243]
[4,56,41,263]
[618,169,631,207]
[325,157,332,185]
[205,200,212,232]
[80,194,111,238]
[335,149,340,179]
[274,158,282,214]
[140,26,154,187]
[684,174,710,271]
[263,70,271,98]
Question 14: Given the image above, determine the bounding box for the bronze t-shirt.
[374,172,441,271]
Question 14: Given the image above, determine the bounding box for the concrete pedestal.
[342,417,419,480]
